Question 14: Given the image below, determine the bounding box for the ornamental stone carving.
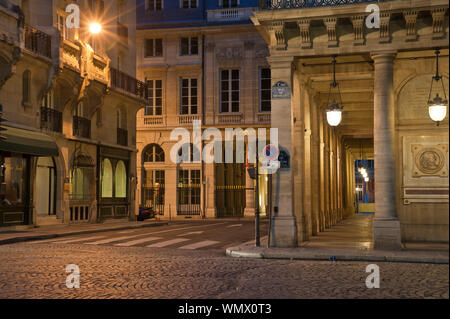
[411,144,448,177]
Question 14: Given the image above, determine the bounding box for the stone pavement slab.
[0,220,168,245]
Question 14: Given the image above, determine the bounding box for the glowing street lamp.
[427,49,448,126]
[326,56,343,127]
[364,177,369,183]
[89,22,102,34]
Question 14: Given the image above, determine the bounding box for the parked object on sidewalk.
[137,207,155,221]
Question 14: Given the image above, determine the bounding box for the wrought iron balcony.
[23,24,52,59]
[110,67,148,100]
[40,107,62,133]
[73,116,91,139]
[260,0,387,10]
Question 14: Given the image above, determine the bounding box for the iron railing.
[73,116,91,139]
[177,186,201,216]
[24,24,52,59]
[40,107,62,133]
[117,128,128,146]
[142,186,165,215]
[110,67,148,100]
[260,0,387,9]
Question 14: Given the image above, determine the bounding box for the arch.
[115,160,127,198]
[101,158,113,198]
[142,143,165,163]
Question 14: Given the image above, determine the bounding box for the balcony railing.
[218,113,243,125]
[40,107,62,133]
[207,7,257,22]
[178,115,201,125]
[260,0,387,9]
[24,24,52,59]
[110,67,147,100]
[117,128,128,146]
[73,116,91,139]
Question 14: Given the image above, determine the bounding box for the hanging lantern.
[427,49,448,126]
[364,177,369,182]
[326,56,344,127]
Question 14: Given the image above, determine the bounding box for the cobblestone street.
[0,221,448,299]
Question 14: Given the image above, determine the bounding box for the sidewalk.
[0,219,168,245]
[226,215,449,264]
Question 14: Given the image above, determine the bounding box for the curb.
[0,221,169,246]
[225,247,449,264]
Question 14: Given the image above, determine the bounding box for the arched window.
[177,143,200,163]
[143,144,165,163]
[101,158,113,198]
[22,70,31,105]
[115,160,127,198]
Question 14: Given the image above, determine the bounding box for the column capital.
[371,51,397,61]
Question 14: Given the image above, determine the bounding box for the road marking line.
[179,240,220,250]
[51,236,107,244]
[138,222,229,236]
[85,235,148,245]
[146,238,189,248]
[227,224,243,228]
[177,231,204,237]
[117,230,136,234]
[28,235,106,244]
[114,237,162,247]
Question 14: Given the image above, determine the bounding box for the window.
[145,39,163,57]
[220,69,240,113]
[101,158,113,198]
[222,0,238,8]
[143,144,165,163]
[177,143,200,163]
[0,154,27,207]
[180,37,198,56]
[70,168,91,200]
[142,170,165,209]
[181,0,197,8]
[115,161,127,198]
[259,68,271,112]
[146,0,163,11]
[22,70,31,105]
[57,13,69,40]
[177,169,200,205]
[145,80,162,115]
[180,78,197,115]
[41,90,54,109]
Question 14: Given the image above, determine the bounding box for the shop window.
[101,158,113,198]
[115,160,127,198]
[0,154,27,207]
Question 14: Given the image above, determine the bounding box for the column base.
[373,219,402,250]
[269,215,298,248]
[205,208,216,218]
[244,208,255,217]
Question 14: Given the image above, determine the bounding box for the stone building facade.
[0,0,144,227]
[136,0,272,219]
[253,0,449,247]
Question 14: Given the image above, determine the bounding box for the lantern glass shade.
[326,109,342,127]
[428,103,447,122]
[364,177,369,182]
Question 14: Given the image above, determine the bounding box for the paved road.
[0,220,447,299]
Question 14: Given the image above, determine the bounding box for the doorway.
[36,157,56,216]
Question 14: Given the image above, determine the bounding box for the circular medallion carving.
[415,148,445,175]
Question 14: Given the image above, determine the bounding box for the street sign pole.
[255,138,260,247]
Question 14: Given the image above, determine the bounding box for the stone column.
[268,56,298,247]
[372,52,402,250]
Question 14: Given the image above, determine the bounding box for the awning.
[0,126,59,157]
